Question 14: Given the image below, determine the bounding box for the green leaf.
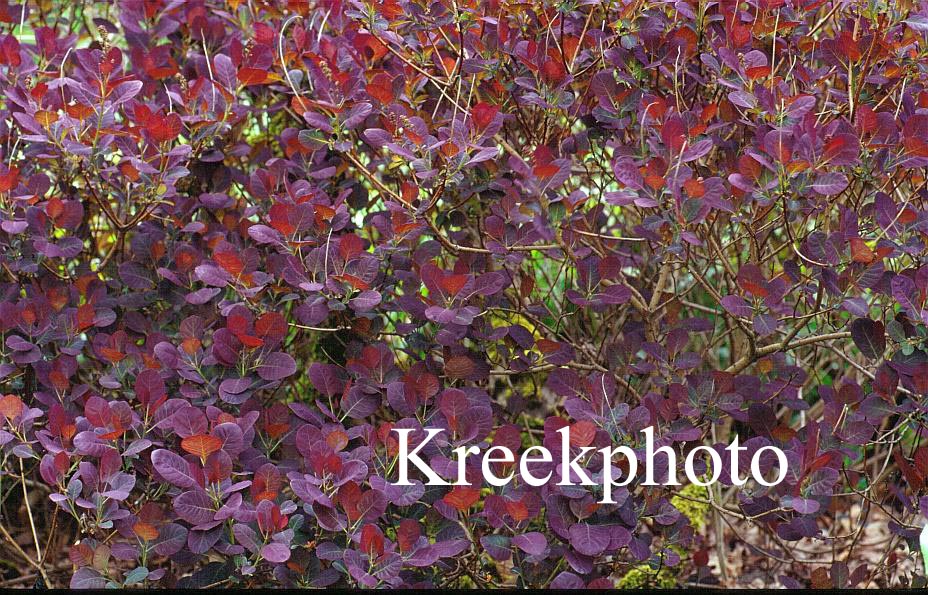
[124,566,149,585]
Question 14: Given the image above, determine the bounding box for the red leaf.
[339,233,364,261]
[400,181,418,205]
[144,54,179,80]
[443,486,481,511]
[145,112,182,143]
[252,463,282,503]
[569,420,597,447]
[76,303,96,331]
[377,0,403,18]
[352,33,388,63]
[238,67,269,85]
[325,428,349,452]
[505,498,529,522]
[823,135,851,161]
[894,450,923,489]
[850,238,876,264]
[0,166,19,192]
[35,110,58,128]
[336,481,362,519]
[360,524,385,558]
[439,273,468,296]
[269,203,295,235]
[856,105,877,134]
[215,251,245,276]
[46,197,64,221]
[0,35,20,67]
[397,519,420,553]
[133,521,159,542]
[181,434,223,460]
[237,334,264,348]
[915,446,928,479]
[100,47,122,76]
[444,355,475,380]
[404,368,439,401]
[899,207,918,224]
[0,394,24,421]
[746,65,771,80]
[333,273,370,290]
[472,102,499,131]
[541,58,565,84]
[730,23,752,46]
[661,115,687,152]
[366,72,394,104]
[255,311,287,340]
[119,161,140,182]
[227,312,252,335]
[837,30,862,62]
[694,548,710,567]
[740,280,768,297]
[736,265,769,298]
[683,178,705,198]
[533,162,560,178]
[537,339,561,354]
[439,142,460,158]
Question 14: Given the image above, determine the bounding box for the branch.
[725,331,851,374]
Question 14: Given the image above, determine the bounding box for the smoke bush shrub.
[1,0,928,589]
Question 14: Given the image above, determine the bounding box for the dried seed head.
[98,26,110,50]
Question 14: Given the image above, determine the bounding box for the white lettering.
[392,428,449,486]
[599,444,638,504]
[556,426,596,486]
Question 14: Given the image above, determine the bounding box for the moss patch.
[671,483,711,531]
[616,563,678,589]
[617,484,711,589]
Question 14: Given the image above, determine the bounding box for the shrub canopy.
[1,0,928,589]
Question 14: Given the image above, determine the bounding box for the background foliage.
[1,0,928,588]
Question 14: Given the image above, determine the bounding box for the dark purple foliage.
[0,0,926,590]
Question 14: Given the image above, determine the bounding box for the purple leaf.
[153,523,189,556]
[349,290,382,312]
[257,352,297,381]
[187,287,222,304]
[550,571,585,589]
[118,262,154,290]
[787,496,821,514]
[187,526,223,554]
[151,449,197,488]
[100,472,135,501]
[752,314,778,338]
[728,90,756,109]
[568,523,611,556]
[612,157,643,190]
[480,534,511,561]
[71,567,106,589]
[512,532,547,556]
[720,295,751,317]
[174,489,215,525]
[219,377,253,404]
[340,385,380,419]
[1,220,27,234]
[309,363,345,397]
[261,542,291,563]
[891,274,920,318]
[850,318,885,360]
[233,523,260,552]
[135,369,165,407]
[429,539,469,558]
[248,224,285,245]
[812,172,848,196]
